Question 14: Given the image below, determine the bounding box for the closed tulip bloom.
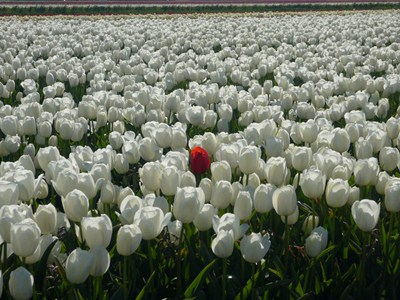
[100,180,116,204]
[211,161,232,182]
[62,189,89,223]
[330,128,350,153]
[199,178,213,202]
[248,173,260,190]
[354,158,379,186]
[355,138,373,159]
[272,185,297,217]
[4,169,35,202]
[351,200,380,232]
[0,180,19,208]
[34,204,57,234]
[140,162,163,192]
[114,154,130,175]
[238,146,260,175]
[180,171,196,187]
[379,147,399,172]
[117,195,143,225]
[0,205,31,243]
[211,180,233,209]
[173,187,205,223]
[77,173,97,200]
[25,234,59,265]
[266,157,287,187]
[171,125,187,150]
[234,191,253,221]
[305,227,328,257]
[299,167,326,200]
[11,218,41,258]
[186,106,206,127]
[240,232,271,263]
[347,186,360,206]
[265,136,284,158]
[122,141,140,165]
[214,213,249,241]
[81,214,112,248]
[376,172,390,195]
[385,178,400,212]
[160,166,181,196]
[386,117,400,140]
[65,248,94,284]
[1,115,18,136]
[281,206,299,225]
[89,246,110,277]
[292,147,312,172]
[51,168,78,198]
[302,215,319,235]
[117,224,142,256]
[253,183,275,213]
[211,229,235,258]
[9,267,34,300]
[134,207,171,240]
[345,123,361,143]
[152,123,173,149]
[190,146,211,175]
[109,131,124,150]
[215,144,240,170]
[139,137,160,162]
[299,120,318,144]
[325,178,350,208]
[193,204,216,231]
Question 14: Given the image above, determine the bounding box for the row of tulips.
[0,11,400,299]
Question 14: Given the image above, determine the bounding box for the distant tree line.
[0,2,399,15]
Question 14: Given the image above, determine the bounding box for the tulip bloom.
[11,218,41,258]
[211,229,235,258]
[89,246,110,277]
[65,248,94,284]
[240,232,271,263]
[173,187,205,223]
[305,227,328,257]
[9,267,34,300]
[117,224,142,256]
[81,214,113,249]
[351,200,380,232]
[272,185,297,217]
[190,146,211,175]
[62,189,89,223]
[134,207,171,240]
[384,178,400,212]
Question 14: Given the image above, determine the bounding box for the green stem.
[357,232,369,297]
[331,208,336,245]
[147,240,154,275]
[123,256,128,300]
[284,216,290,274]
[303,258,314,293]
[240,257,245,300]
[176,225,185,298]
[382,213,394,289]
[222,258,228,300]
[251,264,256,300]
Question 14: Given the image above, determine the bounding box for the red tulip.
[190,146,211,174]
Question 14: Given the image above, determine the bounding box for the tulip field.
[1,10,400,299]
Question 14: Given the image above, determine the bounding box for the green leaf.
[135,271,156,300]
[110,287,124,300]
[184,259,217,298]
[35,239,59,291]
[234,269,260,300]
[315,245,336,263]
